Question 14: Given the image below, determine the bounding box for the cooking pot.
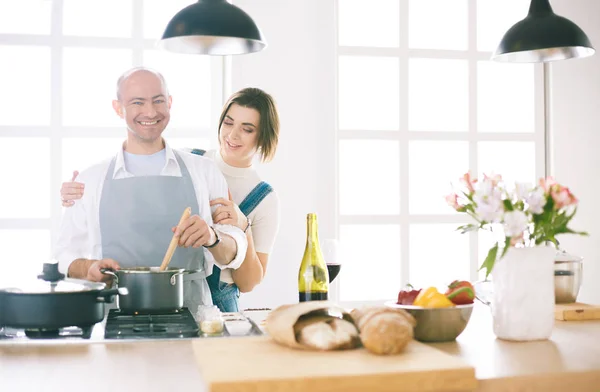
[0,263,128,330]
[101,267,186,313]
[554,250,583,304]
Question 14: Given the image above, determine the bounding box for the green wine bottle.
[298,213,330,302]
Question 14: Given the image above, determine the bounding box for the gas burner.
[104,307,199,339]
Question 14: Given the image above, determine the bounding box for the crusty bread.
[351,307,416,355]
[296,317,360,351]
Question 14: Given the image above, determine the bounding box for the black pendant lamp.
[158,0,267,55]
[492,0,594,63]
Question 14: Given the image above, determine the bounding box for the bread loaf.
[295,317,360,351]
[351,307,416,355]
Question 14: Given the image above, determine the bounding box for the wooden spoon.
[159,207,192,271]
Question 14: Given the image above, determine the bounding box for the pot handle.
[170,270,188,286]
[100,268,119,285]
[97,287,129,303]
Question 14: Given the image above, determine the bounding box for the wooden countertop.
[1,304,599,392]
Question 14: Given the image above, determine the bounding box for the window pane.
[338,0,399,48]
[409,224,470,290]
[409,141,469,214]
[0,230,51,282]
[63,48,132,127]
[0,0,51,35]
[0,138,50,218]
[143,50,212,129]
[63,0,133,37]
[339,56,400,131]
[478,61,535,133]
[409,0,468,50]
[477,0,530,52]
[409,58,468,132]
[62,138,124,180]
[340,224,401,301]
[144,0,196,39]
[339,140,400,215]
[478,141,536,184]
[0,46,50,126]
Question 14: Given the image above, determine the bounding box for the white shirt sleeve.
[250,191,280,254]
[202,159,248,271]
[53,173,92,275]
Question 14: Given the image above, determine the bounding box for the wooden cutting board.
[555,302,600,321]
[192,336,476,392]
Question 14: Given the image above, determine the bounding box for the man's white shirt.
[53,141,248,275]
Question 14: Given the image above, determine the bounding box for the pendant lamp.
[492,0,594,63]
[158,0,267,55]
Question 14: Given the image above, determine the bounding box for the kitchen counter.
[1,305,599,392]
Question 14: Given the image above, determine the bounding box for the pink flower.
[445,193,460,210]
[460,172,477,193]
[483,173,502,186]
[550,185,578,209]
[539,176,557,192]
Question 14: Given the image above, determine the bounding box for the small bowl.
[384,301,474,342]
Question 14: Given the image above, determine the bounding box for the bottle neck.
[306,216,319,244]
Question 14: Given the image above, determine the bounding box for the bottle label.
[299,292,328,302]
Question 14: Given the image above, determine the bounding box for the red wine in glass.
[327,263,341,283]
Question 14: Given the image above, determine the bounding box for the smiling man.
[54,67,248,311]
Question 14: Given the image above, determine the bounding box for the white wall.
[231,1,336,309]
[550,0,600,303]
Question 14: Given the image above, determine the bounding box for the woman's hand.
[60,170,84,207]
[210,198,248,231]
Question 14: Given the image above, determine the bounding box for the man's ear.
[167,95,173,110]
[112,100,124,118]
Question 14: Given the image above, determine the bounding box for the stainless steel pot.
[101,267,185,313]
[554,251,583,304]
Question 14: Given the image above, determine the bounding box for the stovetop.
[0,309,263,345]
[105,307,199,339]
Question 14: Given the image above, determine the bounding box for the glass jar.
[196,305,224,335]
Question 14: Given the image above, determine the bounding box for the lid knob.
[38,262,65,282]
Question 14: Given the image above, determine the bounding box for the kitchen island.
[1,304,599,392]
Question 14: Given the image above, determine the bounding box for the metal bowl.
[554,251,583,304]
[385,301,474,342]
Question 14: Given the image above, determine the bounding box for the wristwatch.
[204,227,221,248]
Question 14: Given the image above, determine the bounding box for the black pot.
[101,267,185,314]
[0,263,128,330]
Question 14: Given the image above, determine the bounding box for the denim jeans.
[210,281,240,313]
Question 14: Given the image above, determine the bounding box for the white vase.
[491,245,555,341]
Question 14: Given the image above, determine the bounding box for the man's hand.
[172,215,216,248]
[86,258,120,283]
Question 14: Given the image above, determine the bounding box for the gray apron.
[99,150,212,314]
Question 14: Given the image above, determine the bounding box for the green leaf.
[501,237,511,258]
[503,199,514,211]
[456,224,479,234]
[479,243,499,279]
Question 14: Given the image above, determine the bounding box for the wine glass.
[321,239,342,283]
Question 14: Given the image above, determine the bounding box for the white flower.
[503,210,529,237]
[475,200,504,223]
[526,188,546,214]
[515,182,532,201]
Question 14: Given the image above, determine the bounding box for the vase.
[491,245,555,341]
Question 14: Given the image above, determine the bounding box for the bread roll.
[351,307,416,355]
[295,316,360,351]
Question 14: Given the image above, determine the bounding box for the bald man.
[54,67,248,311]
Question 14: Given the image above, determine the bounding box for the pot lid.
[555,250,583,263]
[0,263,105,294]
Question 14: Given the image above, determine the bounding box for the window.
[0,0,223,277]
[335,0,545,303]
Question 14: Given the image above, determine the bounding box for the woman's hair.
[218,87,280,162]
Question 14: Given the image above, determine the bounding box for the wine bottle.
[298,213,330,302]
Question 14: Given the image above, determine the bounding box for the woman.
[60,87,281,313]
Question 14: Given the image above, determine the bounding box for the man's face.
[112,71,172,143]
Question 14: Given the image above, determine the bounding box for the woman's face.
[219,103,260,165]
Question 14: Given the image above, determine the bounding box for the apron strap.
[239,181,273,216]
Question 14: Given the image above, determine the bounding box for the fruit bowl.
[384,301,474,342]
